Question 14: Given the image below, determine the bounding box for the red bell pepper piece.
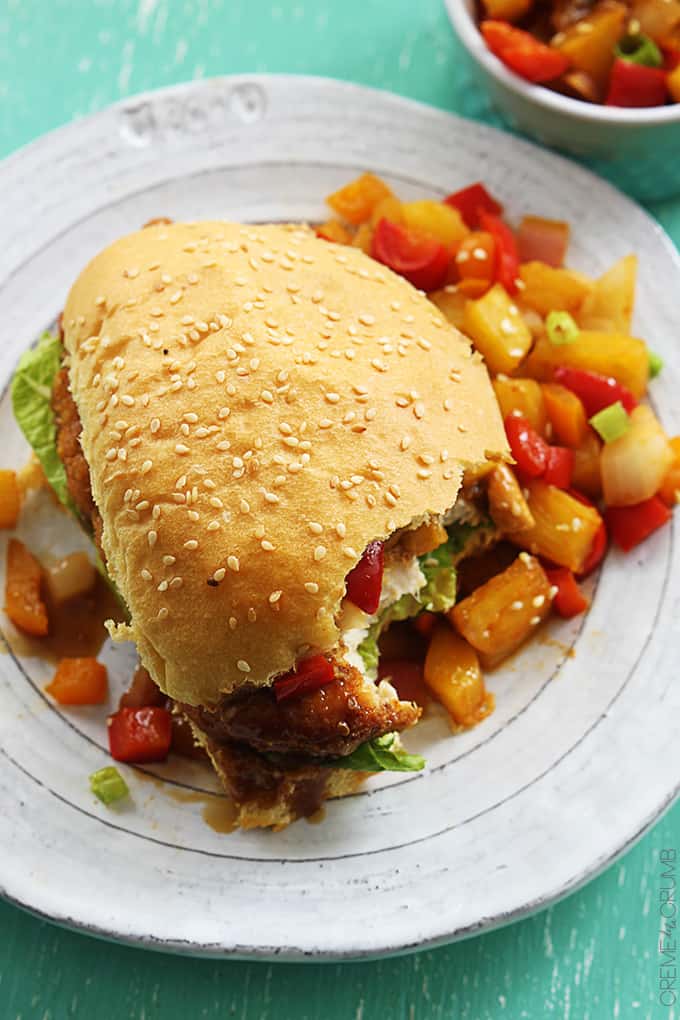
[479,211,520,294]
[568,488,608,576]
[412,611,437,638]
[505,414,549,477]
[605,497,671,552]
[371,219,450,292]
[481,20,571,83]
[345,540,385,614]
[545,567,589,618]
[662,47,680,72]
[544,446,574,489]
[606,58,668,108]
[378,659,429,708]
[444,182,503,229]
[108,706,172,763]
[273,654,336,702]
[553,366,637,416]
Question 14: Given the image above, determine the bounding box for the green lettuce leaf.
[11,332,74,513]
[328,733,425,772]
[417,519,495,613]
[357,627,380,672]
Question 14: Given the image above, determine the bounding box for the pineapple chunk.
[463,284,532,375]
[519,262,593,316]
[510,480,603,573]
[450,553,553,667]
[493,376,547,435]
[524,330,649,398]
[424,625,494,727]
[401,201,469,248]
[577,255,637,333]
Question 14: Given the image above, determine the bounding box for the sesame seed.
[187,510,199,522]
[533,595,546,608]
[147,530,157,548]
[157,580,169,592]
[213,568,226,582]
[261,540,275,551]
[141,568,152,581]
[184,539,198,550]
[304,581,319,594]
[511,600,524,610]
[414,402,425,419]
[227,555,240,572]
[530,616,542,626]
[269,590,282,604]
[308,521,323,535]
[343,546,358,559]
[162,555,176,566]
[519,552,532,565]
[207,521,220,532]
[313,545,327,561]
[175,443,190,455]
[359,313,375,326]
[319,418,334,429]
[549,585,559,599]
[170,577,183,589]
[157,608,169,621]
[325,392,340,404]
[264,491,280,504]
[237,660,251,673]
[417,468,432,479]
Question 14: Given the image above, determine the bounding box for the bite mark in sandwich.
[17,221,509,828]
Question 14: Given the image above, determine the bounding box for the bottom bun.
[186,720,368,830]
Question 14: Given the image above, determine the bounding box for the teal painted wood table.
[0,2,678,1017]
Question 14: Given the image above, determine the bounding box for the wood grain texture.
[0,1,679,1017]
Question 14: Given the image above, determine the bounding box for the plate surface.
[0,75,678,960]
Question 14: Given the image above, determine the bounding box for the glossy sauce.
[134,771,239,834]
[7,573,124,661]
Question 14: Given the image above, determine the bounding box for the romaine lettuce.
[329,733,425,772]
[11,332,74,513]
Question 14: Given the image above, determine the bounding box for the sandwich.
[14,219,509,828]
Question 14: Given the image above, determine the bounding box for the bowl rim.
[446,0,680,127]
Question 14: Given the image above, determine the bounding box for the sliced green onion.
[649,350,664,378]
[546,310,579,346]
[615,33,663,68]
[89,766,129,805]
[589,401,631,443]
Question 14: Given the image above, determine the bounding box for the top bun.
[63,221,507,706]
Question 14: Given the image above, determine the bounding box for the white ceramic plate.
[0,76,678,960]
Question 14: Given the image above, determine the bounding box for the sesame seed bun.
[62,221,508,707]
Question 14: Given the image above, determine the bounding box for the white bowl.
[446,0,680,200]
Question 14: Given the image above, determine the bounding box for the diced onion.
[601,405,673,507]
[44,551,96,605]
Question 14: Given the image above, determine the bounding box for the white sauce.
[342,556,426,674]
